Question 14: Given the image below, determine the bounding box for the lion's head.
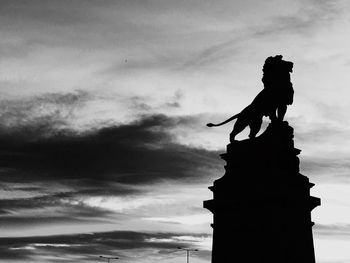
[262,55,293,87]
[263,55,293,74]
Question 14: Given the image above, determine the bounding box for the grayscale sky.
[1,0,350,262]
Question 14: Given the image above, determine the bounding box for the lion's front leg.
[277,105,287,121]
[248,117,262,139]
[268,110,278,123]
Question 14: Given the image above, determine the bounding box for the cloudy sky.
[1,0,350,262]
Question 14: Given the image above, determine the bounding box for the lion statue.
[207,55,294,141]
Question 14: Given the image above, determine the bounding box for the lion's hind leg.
[277,105,287,121]
[248,116,263,139]
[230,117,247,141]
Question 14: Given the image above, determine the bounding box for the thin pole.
[177,247,198,263]
[99,256,118,263]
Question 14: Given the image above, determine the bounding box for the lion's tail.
[206,113,240,127]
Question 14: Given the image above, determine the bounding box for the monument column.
[204,122,320,263]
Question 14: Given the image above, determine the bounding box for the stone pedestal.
[204,122,320,263]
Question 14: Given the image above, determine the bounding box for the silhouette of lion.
[262,55,294,121]
[207,89,267,141]
[207,55,294,141]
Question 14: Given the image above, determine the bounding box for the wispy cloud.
[0,90,91,135]
[315,224,350,238]
[0,231,210,262]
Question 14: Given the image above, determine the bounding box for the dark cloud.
[0,230,210,261]
[314,224,350,238]
[300,156,350,180]
[293,121,348,144]
[0,192,115,226]
[0,103,221,223]
[0,113,220,185]
[0,215,106,228]
[282,117,350,182]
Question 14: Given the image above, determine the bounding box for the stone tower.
[204,121,320,263]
